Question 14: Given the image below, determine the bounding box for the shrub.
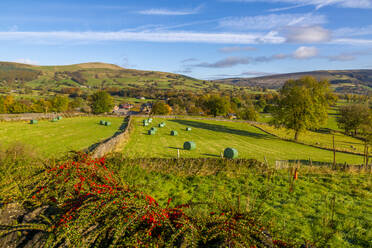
[1,153,291,247]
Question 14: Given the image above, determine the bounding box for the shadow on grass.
[170,119,269,139]
[168,146,183,150]
[288,159,354,166]
[202,153,221,158]
[313,128,332,134]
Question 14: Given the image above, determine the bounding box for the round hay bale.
[148,119,152,123]
[100,120,105,125]
[105,121,111,126]
[183,141,196,151]
[151,127,157,131]
[186,127,192,131]
[143,122,149,126]
[224,148,238,159]
[171,130,178,136]
[148,130,156,135]
[30,119,38,124]
[57,116,63,120]
[51,118,58,122]
[158,123,165,128]
[161,122,166,126]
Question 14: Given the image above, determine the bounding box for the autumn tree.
[201,95,230,117]
[151,101,172,115]
[90,91,114,114]
[238,105,258,121]
[272,76,334,140]
[337,104,370,136]
[51,96,70,112]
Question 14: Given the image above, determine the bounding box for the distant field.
[123,117,364,164]
[255,123,364,154]
[0,116,123,157]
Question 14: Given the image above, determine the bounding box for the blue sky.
[1,0,372,79]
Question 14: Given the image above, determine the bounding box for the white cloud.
[219,13,326,30]
[293,46,318,59]
[331,38,372,45]
[195,56,251,68]
[14,58,39,65]
[327,54,355,61]
[138,5,203,15]
[333,25,372,37]
[285,26,331,43]
[224,0,372,9]
[0,30,286,44]
[219,46,257,53]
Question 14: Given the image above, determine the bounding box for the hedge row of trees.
[150,93,273,121]
[0,91,114,115]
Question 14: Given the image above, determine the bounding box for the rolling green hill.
[215,69,372,94]
[0,61,231,93]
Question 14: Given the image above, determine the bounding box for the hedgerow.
[1,152,292,247]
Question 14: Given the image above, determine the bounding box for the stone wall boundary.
[90,116,133,158]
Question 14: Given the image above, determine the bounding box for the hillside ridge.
[214,69,372,94]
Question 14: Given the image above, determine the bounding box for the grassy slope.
[214,69,372,93]
[0,62,235,92]
[255,124,364,154]
[0,116,123,157]
[113,159,372,247]
[123,118,363,164]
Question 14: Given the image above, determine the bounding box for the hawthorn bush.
[2,152,292,247]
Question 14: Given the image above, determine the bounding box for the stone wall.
[90,116,133,158]
[0,113,123,122]
[0,112,85,122]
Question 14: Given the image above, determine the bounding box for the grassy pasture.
[123,117,363,164]
[111,158,372,248]
[255,124,365,154]
[0,116,123,157]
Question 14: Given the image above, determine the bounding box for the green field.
[0,116,123,157]
[112,158,372,248]
[0,62,238,93]
[255,123,364,154]
[123,117,364,164]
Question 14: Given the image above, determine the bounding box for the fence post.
[333,135,336,170]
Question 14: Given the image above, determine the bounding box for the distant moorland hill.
[1,62,371,94]
[214,70,372,94]
[0,62,231,93]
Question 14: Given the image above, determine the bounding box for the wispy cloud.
[13,58,39,65]
[194,45,372,69]
[219,46,257,53]
[285,26,331,43]
[195,57,251,68]
[293,46,318,59]
[194,54,289,68]
[175,68,193,74]
[0,30,286,44]
[333,25,372,37]
[0,29,369,46]
[138,5,203,15]
[223,0,372,9]
[331,38,372,45]
[213,71,274,78]
[194,46,320,68]
[181,58,199,63]
[219,13,327,30]
[324,49,372,61]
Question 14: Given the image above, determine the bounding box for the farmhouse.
[140,103,153,114]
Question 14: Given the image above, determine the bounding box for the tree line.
[0,91,114,115]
